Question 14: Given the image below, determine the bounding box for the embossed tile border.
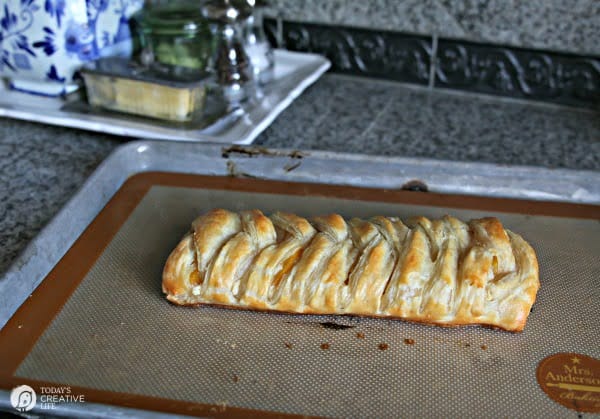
[435,39,600,108]
[265,19,600,108]
[265,19,432,86]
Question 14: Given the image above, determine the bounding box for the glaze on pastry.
[162,209,539,331]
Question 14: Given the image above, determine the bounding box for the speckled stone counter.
[256,76,600,169]
[0,74,599,274]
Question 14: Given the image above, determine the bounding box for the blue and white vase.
[0,0,143,96]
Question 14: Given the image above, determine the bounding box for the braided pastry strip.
[162,209,539,331]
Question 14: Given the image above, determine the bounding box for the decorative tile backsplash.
[435,40,600,108]
[266,20,432,85]
[265,19,600,108]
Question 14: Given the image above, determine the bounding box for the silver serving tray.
[1,140,599,417]
[0,50,330,144]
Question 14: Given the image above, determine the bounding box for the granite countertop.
[1,73,599,274]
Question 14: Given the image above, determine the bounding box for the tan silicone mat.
[6,177,600,417]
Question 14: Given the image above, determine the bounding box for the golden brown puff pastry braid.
[162,209,539,332]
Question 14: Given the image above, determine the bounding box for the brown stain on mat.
[319,322,355,330]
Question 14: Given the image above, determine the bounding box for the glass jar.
[132,3,216,72]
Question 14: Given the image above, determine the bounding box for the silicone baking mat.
[0,173,598,417]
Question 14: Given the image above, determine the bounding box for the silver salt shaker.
[202,0,254,104]
[243,0,275,84]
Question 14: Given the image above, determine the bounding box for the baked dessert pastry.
[163,209,539,331]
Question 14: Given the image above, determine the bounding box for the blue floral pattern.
[32,26,55,56]
[0,0,143,93]
[0,1,39,71]
[45,63,64,81]
[44,0,65,28]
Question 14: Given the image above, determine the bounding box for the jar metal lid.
[133,4,210,36]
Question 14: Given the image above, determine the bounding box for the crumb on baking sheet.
[378,343,389,351]
[284,342,293,349]
[404,338,415,345]
[401,179,429,192]
[356,332,365,339]
[481,344,488,350]
[320,343,330,350]
[284,161,302,172]
[221,145,306,159]
[232,375,239,383]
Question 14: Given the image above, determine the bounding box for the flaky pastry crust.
[162,209,539,331]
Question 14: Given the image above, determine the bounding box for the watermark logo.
[10,385,36,412]
[10,385,86,412]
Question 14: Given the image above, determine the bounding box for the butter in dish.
[80,57,226,122]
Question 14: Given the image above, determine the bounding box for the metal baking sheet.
[0,141,599,418]
[0,50,330,144]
